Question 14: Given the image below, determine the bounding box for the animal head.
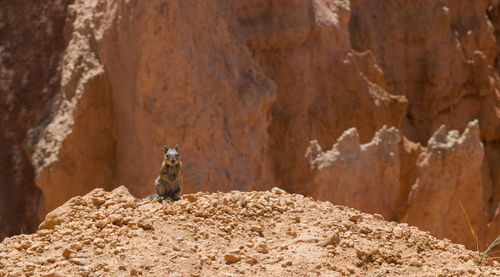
[164,144,180,166]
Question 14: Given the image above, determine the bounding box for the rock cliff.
[0,0,499,250]
[307,120,495,249]
[0,0,71,238]
[306,126,401,220]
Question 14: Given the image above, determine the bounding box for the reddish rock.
[0,0,498,252]
[403,120,487,249]
[27,0,277,217]
[484,141,500,217]
[349,0,500,143]
[349,0,500,205]
[308,121,499,250]
[27,0,408,219]
[0,0,71,239]
[306,126,401,220]
[396,138,423,218]
[237,0,407,195]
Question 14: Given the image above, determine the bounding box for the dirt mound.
[1,187,498,276]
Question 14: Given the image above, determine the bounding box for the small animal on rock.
[149,144,183,201]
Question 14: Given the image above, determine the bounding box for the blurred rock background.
[0,0,499,249]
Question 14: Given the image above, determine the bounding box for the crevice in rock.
[395,136,422,220]
[485,140,500,217]
[0,0,72,240]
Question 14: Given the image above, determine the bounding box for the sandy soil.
[1,186,499,276]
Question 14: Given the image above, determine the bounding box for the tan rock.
[403,120,487,248]
[244,256,258,265]
[306,126,401,220]
[69,258,85,266]
[182,194,197,203]
[349,0,500,144]
[27,0,276,222]
[317,232,340,247]
[255,242,269,254]
[224,253,242,264]
[62,248,74,260]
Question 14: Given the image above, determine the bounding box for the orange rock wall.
[29,0,276,216]
[0,0,71,238]
[404,121,488,248]
[307,121,494,249]
[1,0,499,249]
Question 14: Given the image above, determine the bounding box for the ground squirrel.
[149,144,183,201]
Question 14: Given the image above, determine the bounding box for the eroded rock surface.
[235,0,407,196]
[306,126,401,220]
[0,0,499,251]
[308,121,496,250]
[0,0,71,238]
[23,0,410,222]
[349,0,500,215]
[349,0,500,144]
[404,120,488,249]
[27,0,277,218]
[1,187,499,276]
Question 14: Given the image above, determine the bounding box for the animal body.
[151,144,183,201]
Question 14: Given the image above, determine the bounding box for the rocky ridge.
[1,186,499,276]
[306,120,496,249]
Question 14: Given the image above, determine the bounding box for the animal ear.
[164,145,168,153]
[175,144,179,151]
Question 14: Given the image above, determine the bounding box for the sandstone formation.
[20,0,410,222]
[26,0,277,218]
[0,0,71,238]
[2,187,499,276]
[349,0,500,212]
[306,126,401,220]
[0,0,499,253]
[234,0,407,196]
[349,0,500,143]
[404,120,488,249]
[25,0,410,218]
[307,120,495,250]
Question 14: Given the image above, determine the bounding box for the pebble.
[245,257,258,265]
[183,195,197,203]
[256,243,269,254]
[251,225,263,234]
[69,258,85,265]
[410,258,423,267]
[62,248,74,259]
[393,226,404,238]
[224,253,242,264]
[317,232,340,247]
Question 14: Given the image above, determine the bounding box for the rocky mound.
[1,187,499,276]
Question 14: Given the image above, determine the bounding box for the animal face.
[164,144,180,166]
